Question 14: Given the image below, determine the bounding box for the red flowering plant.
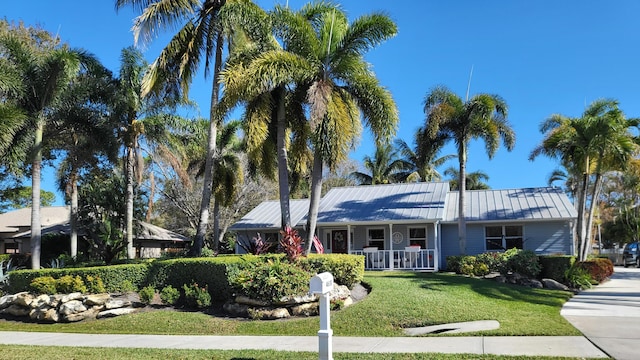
[279,226,305,261]
[238,233,274,255]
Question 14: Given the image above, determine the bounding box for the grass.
[0,272,580,336]
[0,345,594,360]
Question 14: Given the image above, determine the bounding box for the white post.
[310,272,334,360]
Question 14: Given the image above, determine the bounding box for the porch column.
[389,224,394,270]
[347,224,352,254]
[435,222,441,272]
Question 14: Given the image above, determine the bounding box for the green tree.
[116,0,267,256]
[0,186,55,213]
[444,167,490,190]
[0,29,100,269]
[530,99,639,260]
[395,130,455,182]
[423,86,515,255]
[50,57,118,257]
[351,142,407,185]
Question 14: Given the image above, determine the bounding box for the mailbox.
[310,272,334,294]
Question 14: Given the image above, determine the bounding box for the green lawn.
[0,345,594,360]
[0,272,580,337]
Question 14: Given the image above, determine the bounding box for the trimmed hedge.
[539,255,575,282]
[7,254,364,302]
[8,264,148,293]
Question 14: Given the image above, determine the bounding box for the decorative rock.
[342,296,354,308]
[32,294,52,308]
[329,285,351,301]
[84,293,110,306]
[223,301,249,317]
[97,308,137,318]
[13,293,35,307]
[61,292,84,303]
[248,307,290,320]
[542,278,570,291]
[59,300,87,315]
[276,293,318,306]
[0,294,15,309]
[64,308,98,323]
[235,296,270,307]
[290,302,318,316]
[525,279,544,289]
[4,304,30,317]
[105,298,131,310]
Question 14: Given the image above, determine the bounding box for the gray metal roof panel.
[229,199,309,230]
[316,182,449,224]
[444,187,577,222]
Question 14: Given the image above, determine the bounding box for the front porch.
[351,247,437,271]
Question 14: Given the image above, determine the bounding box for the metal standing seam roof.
[316,182,449,224]
[443,187,577,222]
[229,199,310,230]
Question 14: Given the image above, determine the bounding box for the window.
[408,227,427,248]
[485,225,523,251]
[3,242,18,254]
[367,228,385,249]
[263,232,280,253]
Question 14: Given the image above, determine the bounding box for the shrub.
[30,276,57,294]
[300,254,364,288]
[56,275,87,294]
[84,275,106,294]
[539,255,575,282]
[231,259,313,302]
[565,265,593,289]
[160,285,180,305]
[502,249,541,278]
[139,285,156,305]
[475,252,504,273]
[279,227,305,261]
[182,283,211,309]
[445,256,462,272]
[576,258,614,283]
[118,280,137,293]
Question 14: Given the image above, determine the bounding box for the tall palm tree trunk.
[458,142,467,255]
[583,172,603,261]
[576,158,590,261]
[70,173,78,257]
[305,150,323,254]
[275,86,291,229]
[212,199,220,252]
[126,145,135,259]
[192,32,224,256]
[30,119,44,269]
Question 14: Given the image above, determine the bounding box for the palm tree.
[188,119,244,251]
[444,167,490,190]
[0,33,99,269]
[395,130,455,182]
[530,99,638,260]
[50,63,119,257]
[423,86,515,255]
[351,143,407,185]
[116,0,267,256]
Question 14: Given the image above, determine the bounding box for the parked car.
[622,242,640,267]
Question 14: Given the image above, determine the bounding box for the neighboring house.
[0,207,190,258]
[230,182,577,271]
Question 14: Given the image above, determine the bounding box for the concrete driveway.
[561,266,640,360]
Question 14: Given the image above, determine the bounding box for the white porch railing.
[350,248,436,271]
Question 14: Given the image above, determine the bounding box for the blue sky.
[4,1,640,206]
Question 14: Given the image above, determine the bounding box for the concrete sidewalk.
[0,331,608,357]
[561,266,640,360]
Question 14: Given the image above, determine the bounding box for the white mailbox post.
[310,272,334,360]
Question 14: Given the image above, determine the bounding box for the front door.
[331,230,348,253]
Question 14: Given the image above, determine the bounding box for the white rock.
[97,308,137,318]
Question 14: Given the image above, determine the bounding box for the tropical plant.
[530,99,639,260]
[116,0,267,256]
[351,142,407,185]
[279,226,304,262]
[0,28,101,269]
[444,167,491,190]
[423,86,515,255]
[395,130,455,182]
